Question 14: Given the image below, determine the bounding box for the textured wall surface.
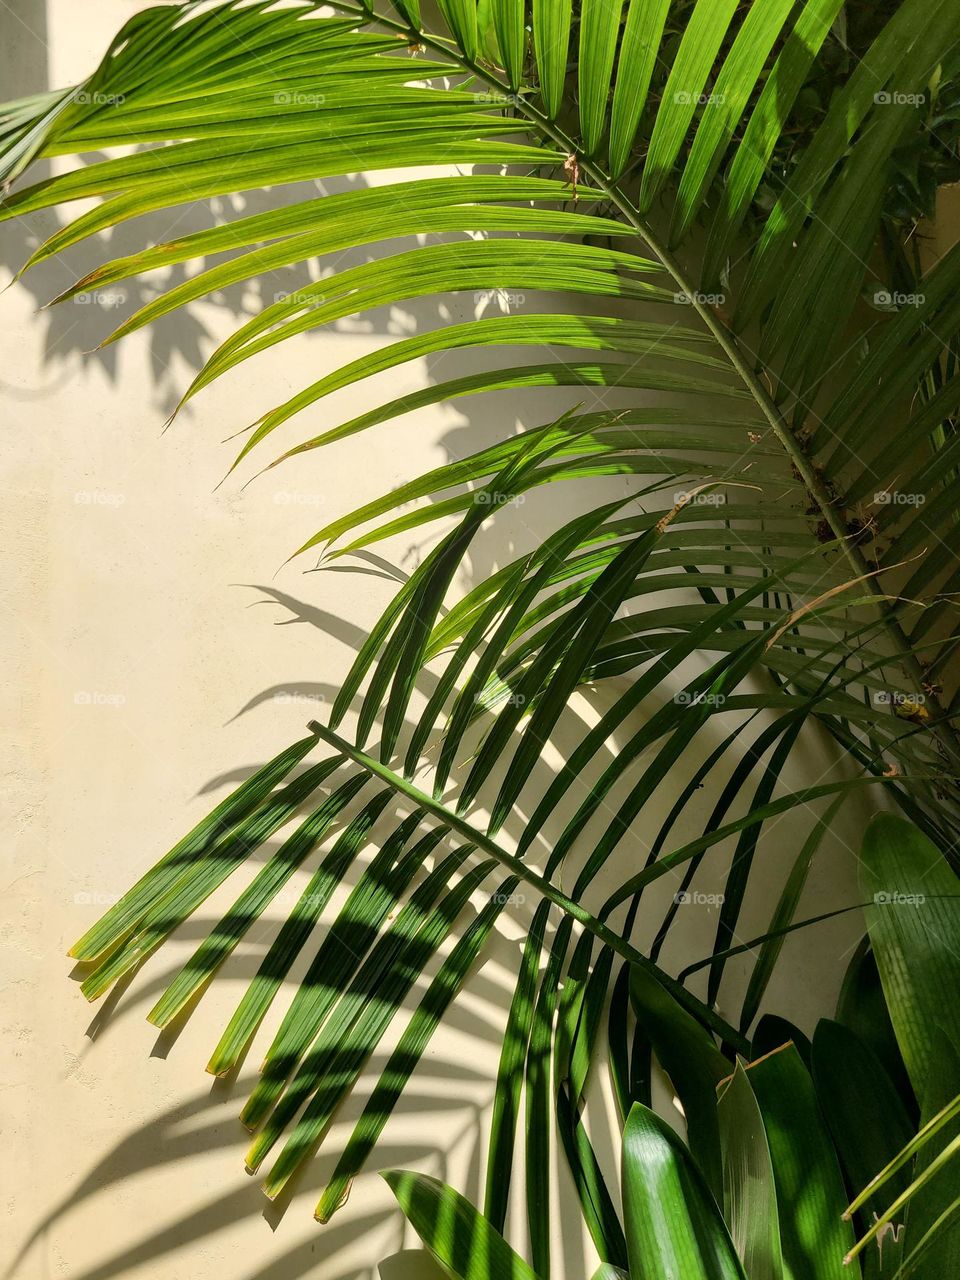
[0,3,891,1278]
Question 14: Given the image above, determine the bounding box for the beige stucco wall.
[1,3,896,1278]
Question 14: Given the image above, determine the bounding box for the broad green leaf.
[812,1020,914,1212]
[813,1020,913,1278]
[629,964,729,1201]
[746,1043,855,1279]
[717,1062,784,1280]
[860,814,960,1100]
[845,1088,960,1225]
[751,1014,812,1067]
[835,940,915,1114]
[622,1103,747,1280]
[385,1171,543,1280]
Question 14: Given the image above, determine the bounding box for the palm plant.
[4,0,960,1273]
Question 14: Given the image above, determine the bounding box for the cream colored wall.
[1,3,884,1279]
